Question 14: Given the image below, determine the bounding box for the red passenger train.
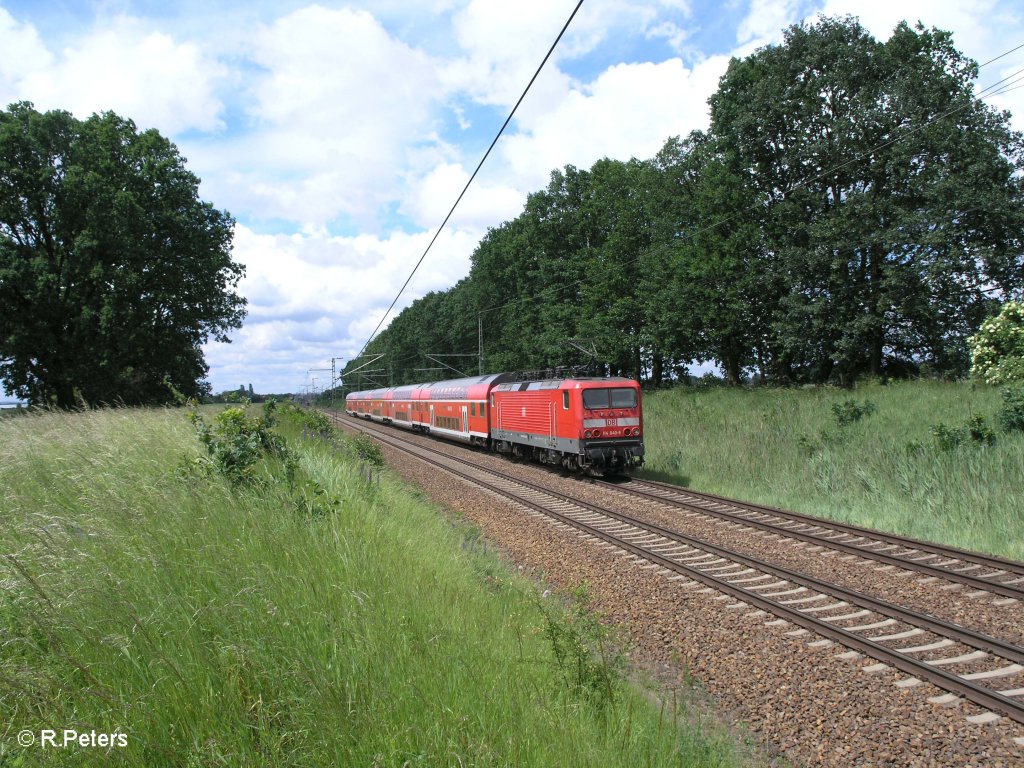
[345,372,644,474]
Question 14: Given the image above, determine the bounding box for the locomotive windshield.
[583,388,637,409]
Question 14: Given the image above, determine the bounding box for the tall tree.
[468,215,548,374]
[0,103,246,406]
[577,157,654,382]
[709,18,1024,382]
[647,133,769,384]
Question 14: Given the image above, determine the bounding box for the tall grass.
[0,407,739,766]
[641,380,1024,560]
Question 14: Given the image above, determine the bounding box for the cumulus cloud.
[203,221,479,391]
[497,56,729,188]
[444,0,582,107]
[0,8,52,102]
[211,5,442,229]
[736,0,809,49]
[2,13,225,132]
[399,162,527,231]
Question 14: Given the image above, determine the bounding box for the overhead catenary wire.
[355,0,585,359]
[980,41,1024,68]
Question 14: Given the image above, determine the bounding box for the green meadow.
[0,406,740,767]
[640,379,1024,560]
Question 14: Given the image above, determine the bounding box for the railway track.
[598,478,1024,601]
[333,413,1024,735]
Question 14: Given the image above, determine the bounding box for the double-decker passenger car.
[346,372,643,474]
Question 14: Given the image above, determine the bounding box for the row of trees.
[346,17,1024,390]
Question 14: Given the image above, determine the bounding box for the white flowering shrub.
[969,301,1024,385]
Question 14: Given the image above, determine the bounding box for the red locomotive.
[345,372,644,474]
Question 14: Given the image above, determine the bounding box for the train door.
[462,405,468,434]
[548,402,556,447]
[429,404,434,430]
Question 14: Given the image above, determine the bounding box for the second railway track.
[595,478,1024,601]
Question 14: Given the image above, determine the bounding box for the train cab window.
[582,388,638,410]
[610,388,638,408]
[562,391,569,410]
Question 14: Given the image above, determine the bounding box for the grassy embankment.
[0,406,741,767]
[640,379,1024,560]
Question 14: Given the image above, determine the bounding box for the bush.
[536,585,623,711]
[931,422,966,452]
[831,398,876,427]
[931,415,996,451]
[969,301,1024,385]
[998,386,1024,432]
[349,433,384,468]
[967,414,996,446]
[190,406,287,484]
[283,404,335,438]
[302,409,335,436]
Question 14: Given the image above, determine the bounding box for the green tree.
[522,166,593,371]
[0,102,246,407]
[708,18,1024,383]
[577,158,655,382]
[469,216,543,374]
[646,133,769,384]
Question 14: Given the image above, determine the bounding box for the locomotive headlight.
[632,427,640,436]
[592,429,601,438]
[584,430,592,438]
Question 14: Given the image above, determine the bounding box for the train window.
[562,391,569,410]
[610,388,638,408]
[470,403,475,417]
[582,389,609,409]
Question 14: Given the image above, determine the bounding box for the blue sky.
[1,0,1022,396]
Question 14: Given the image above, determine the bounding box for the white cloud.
[498,56,729,187]
[9,15,225,133]
[736,0,807,48]
[647,20,692,52]
[212,5,442,229]
[400,162,527,231]
[0,8,52,102]
[203,221,480,391]
[444,0,583,106]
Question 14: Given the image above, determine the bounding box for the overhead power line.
[355,0,586,359]
[980,41,1024,68]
